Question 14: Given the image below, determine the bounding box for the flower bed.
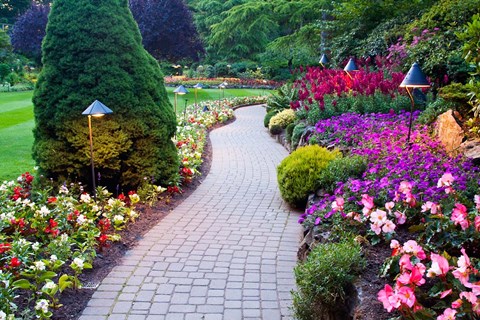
[0,96,264,319]
[164,76,282,88]
[297,111,480,318]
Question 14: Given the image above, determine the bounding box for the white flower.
[72,257,84,270]
[91,205,100,212]
[107,199,115,206]
[0,183,6,191]
[113,215,124,223]
[7,181,15,187]
[42,280,57,291]
[59,185,69,194]
[370,209,387,225]
[60,233,69,243]
[32,242,40,251]
[33,261,46,271]
[50,255,58,263]
[36,206,51,217]
[80,193,91,203]
[0,310,6,320]
[35,299,49,313]
[17,238,28,247]
[77,214,87,225]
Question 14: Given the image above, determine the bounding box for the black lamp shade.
[174,85,189,94]
[344,58,359,72]
[82,100,113,115]
[193,83,203,89]
[399,62,430,88]
[319,54,329,65]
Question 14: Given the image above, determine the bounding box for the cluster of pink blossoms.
[378,240,480,319]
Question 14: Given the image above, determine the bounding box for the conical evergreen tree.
[33,0,178,190]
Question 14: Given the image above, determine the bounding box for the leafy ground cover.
[0,96,264,319]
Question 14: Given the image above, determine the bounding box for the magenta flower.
[437,308,457,320]
[427,253,450,278]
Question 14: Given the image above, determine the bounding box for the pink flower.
[451,203,469,230]
[390,239,400,249]
[382,220,396,233]
[331,197,344,212]
[385,201,395,211]
[460,291,477,305]
[370,209,387,224]
[399,254,413,271]
[361,194,374,210]
[440,289,452,298]
[398,181,412,194]
[427,253,450,277]
[475,216,480,232]
[474,195,480,210]
[394,211,406,225]
[421,201,441,215]
[370,222,382,235]
[437,308,457,320]
[397,286,416,308]
[437,173,455,187]
[378,284,397,312]
[346,211,362,222]
[403,240,426,260]
[452,299,463,308]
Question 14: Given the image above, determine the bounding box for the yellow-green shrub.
[269,109,296,130]
[277,145,340,207]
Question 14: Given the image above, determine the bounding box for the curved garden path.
[79,105,302,320]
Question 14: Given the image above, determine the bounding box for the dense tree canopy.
[10,3,48,64]
[33,0,178,190]
[129,0,204,62]
[0,0,30,23]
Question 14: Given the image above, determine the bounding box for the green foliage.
[291,122,306,150]
[292,237,365,320]
[458,13,480,76]
[318,155,367,194]
[285,122,295,143]
[266,83,298,113]
[0,63,10,81]
[416,98,455,125]
[263,109,277,128]
[277,145,340,207]
[268,108,295,129]
[32,0,178,190]
[269,124,283,135]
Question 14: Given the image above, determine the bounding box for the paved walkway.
[79,105,301,320]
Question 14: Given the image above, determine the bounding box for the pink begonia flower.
[453,267,470,287]
[440,289,452,299]
[361,194,374,216]
[416,262,426,275]
[385,201,395,211]
[472,283,480,296]
[346,211,362,222]
[378,284,400,312]
[437,173,455,187]
[382,220,396,233]
[460,291,477,305]
[437,308,457,320]
[451,203,469,230]
[474,195,480,210]
[331,197,344,212]
[396,265,426,286]
[421,201,441,215]
[404,192,416,207]
[370,222,382,235]
[397,286,416,308]
[453,249,475,287]
[390,239,400,249]
[458,248,472,269]
[370,209,387,224]
[398,181,413,194]
[394,211,406,225]
[399,254,413,271]
[427,253,450,277]
[475,216,480,232]
[403,240,427,260]
[452,299,463,308]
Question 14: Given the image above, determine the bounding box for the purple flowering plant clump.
[300,111,480,248]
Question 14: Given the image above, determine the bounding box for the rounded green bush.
[268,108,296,129]
[264,110,277,127]
[269,124,283,135]
[277,145,340,207]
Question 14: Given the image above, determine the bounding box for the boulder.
[461,139,480,165]
[435,110,464,155]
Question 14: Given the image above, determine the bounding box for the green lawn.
[0,88,272,181]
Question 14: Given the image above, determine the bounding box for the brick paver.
[79,105,301,320]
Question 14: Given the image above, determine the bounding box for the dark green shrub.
[264,110,277,127]
[32,0,178,190]
[277,145,340,207]
[266,83,298,113]
[291,122,307,150]
[318,155,367,194]
[269,124,283,135]
[285,122,295,143]
[292,237,365,320]
[416,98,455,125]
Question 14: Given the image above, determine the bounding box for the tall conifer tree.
[33,0,178,189]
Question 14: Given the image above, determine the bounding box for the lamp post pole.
[87,115,96,199]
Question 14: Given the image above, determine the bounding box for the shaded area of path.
[79,105,301,320]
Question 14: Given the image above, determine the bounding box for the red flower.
[10,257,21,268]
[118,193,126,201]
[49,219,58,228]
[47,197,57,203]
[0,243,12,254]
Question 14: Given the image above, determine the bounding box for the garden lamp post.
[173,85,189,114]
[399,62,430,145]
[193,83,203,107]
[183,99,189,123]
[344,58,359,79]
[219,82,227,99]
[319,54,329,68]
[82,100,113,199]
